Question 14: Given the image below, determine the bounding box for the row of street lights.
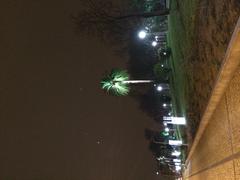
[153,81,186,174]
[137,27,185,176]
[138,30,167,47]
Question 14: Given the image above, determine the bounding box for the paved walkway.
[184,17,240,179]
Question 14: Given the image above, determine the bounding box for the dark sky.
[0,0,166,179]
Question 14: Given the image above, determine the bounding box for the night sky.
[0,0,165,179]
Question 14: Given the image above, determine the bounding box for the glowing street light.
[175,165,181,171]
[138,30,147,39]
[151,41,157,47]
[156,85,163,91]
[162,103,172,108]
[164,127,170,132]
[156,84,170,92]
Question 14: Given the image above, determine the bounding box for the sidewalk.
[184,17,240,179]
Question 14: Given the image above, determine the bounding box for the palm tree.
[101,69,153,96]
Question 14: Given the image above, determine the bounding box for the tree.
[73,0,169,44]
[101,69,153,96]
[154,62,171,82]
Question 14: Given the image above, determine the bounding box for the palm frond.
[101,69,130,96]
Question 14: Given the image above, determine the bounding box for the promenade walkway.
[184,17,240,179]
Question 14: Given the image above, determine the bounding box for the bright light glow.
[157,85,163,91]
[168,112,171,116]
[165,127,170,132]
[175,165,181,171]
[156,156,164,161]
[175,162,181,166]
[163,122,168,126]
[171,117,186,125]
[138,31,147,39]
[155,36,158,39]
[156,171,159,175]
[172,150,181,157]
[152,41,157,47]
[163,116,186,125]
[173,159,181,163]
[163,52,167,55]
[163,103,167,107]
[169,140,183,146]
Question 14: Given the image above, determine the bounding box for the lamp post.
[138,30,147,39]
[138,30,167,39]
[154,83,170,92]
[138,29,167,47]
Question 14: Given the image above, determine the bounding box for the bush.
[154,62,171,82]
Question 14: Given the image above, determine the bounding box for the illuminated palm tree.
[101,69,153,96]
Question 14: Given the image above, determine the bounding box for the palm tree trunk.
[115,9,170,20]
[123,80,153,84]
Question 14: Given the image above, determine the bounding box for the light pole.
[154,83,170,92]
[138,30,147,39]
[138,29,167,47]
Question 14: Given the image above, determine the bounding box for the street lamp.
[175,165,181,171]
[156,84,170,92]
[164,127,170,132]
[156,85,163,91]
[138,30,147,39]
[162,103,172,108]
[152,41,157,47]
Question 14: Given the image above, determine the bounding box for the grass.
[167,0,240,141]
[153,0,199,162]
[167,0,198,116]
[166,0,199,160]
[156,0,240,164]
[154,0,199,159]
